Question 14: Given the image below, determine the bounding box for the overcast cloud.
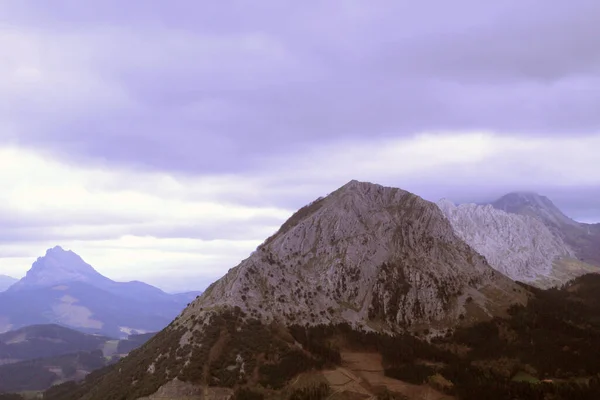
[0,1,598,291]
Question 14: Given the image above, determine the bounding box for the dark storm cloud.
[2,1,600,174]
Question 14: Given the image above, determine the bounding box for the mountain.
[8,246,201,303]
[491,192,578,228]
[0,325,156,394]
[8,246,113,292]
[437,200,600,288]
[187,180,523,330]
[44,180,529,400]
[0,247,201,338]
[0,276,17,292]
[491,192,600,266]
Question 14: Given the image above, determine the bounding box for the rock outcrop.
[491,192,600,267]
[437,199,596,287]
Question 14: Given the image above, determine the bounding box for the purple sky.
[0,1,599,291]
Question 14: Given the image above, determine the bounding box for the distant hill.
[0,246,202,338]
[0,350,107,393]
[0,276,17,292]
[0,324,155,394]
[0,324,109,364]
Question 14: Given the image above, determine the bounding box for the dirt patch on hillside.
[335,352,455,400]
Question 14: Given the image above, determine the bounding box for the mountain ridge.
[437,199,600,288]
[489,192,600,266]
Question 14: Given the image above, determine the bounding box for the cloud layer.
[2,1,600,173]
[0,1,598,290]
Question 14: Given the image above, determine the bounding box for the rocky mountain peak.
[490,192,600,266]
[436,199,597,288]
[8,246,111,291]
[181,181,521,335]
[491,191,577,227]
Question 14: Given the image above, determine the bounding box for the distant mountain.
[491,192,600,266]
[491,192,579,228]
[48,180,528,400]
[0,326,155,393]
[0,247,201,338]
[437,200,600,288]
[0,276,17,292]
[8,246,201,303]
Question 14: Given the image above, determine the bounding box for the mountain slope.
[47,275,600,400]
[437,200,600,288]
[491,192,600,266]
[0,276,16,292]
[0,248,200,337]
[45,180,528,400]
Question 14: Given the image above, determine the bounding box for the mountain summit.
[490,192,600,266]
[491,192,578,228]
[189,180,521,331]
[8,246,111,291]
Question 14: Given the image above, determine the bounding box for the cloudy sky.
[1,1,599,291]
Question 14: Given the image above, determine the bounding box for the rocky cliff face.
[436,200,598,288]
[491,193,600,267]
[185,180,519,332]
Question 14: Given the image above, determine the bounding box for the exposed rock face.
[491,192,600,267]
[437,200,581,287]
[183,180,519,331]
